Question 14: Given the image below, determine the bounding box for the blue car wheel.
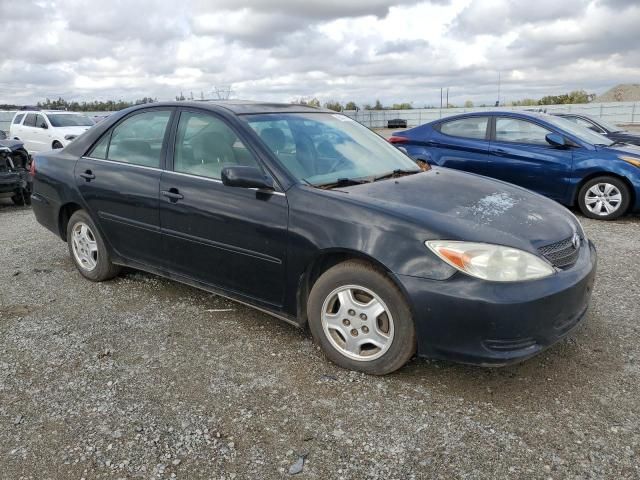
[577,176,630,220]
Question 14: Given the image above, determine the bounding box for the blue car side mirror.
[546,133,566,147]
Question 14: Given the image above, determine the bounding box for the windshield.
[544,115,613,146]
[584,115,624,133]
[47,113,94,127]
[244,113,420,186]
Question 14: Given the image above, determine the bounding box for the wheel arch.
[295,248,411,328]
[57,202,84,241]
[573,172,635,211]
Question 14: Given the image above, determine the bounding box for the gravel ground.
[0,200,639,479]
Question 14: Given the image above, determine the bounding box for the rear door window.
[88,111,172,168]
[23,114,37,127]
[439,117,489,140]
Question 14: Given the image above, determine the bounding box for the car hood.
[339,167,580,253]
[0,139,24,151]
[600,143,640,156]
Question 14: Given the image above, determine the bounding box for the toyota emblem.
[572,233,580,249]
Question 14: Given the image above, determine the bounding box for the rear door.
[159,108,289,307]
[75,108,174,267]
[487,116,573,200]
[20,113,39,152]
[429,116,491,175]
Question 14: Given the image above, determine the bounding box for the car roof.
[435,110,553,122]
[132,100,333,115]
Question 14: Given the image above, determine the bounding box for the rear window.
[13,114,24,124]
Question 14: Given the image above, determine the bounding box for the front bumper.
[398,240,597,366]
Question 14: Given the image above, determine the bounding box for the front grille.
[538,236,580,269]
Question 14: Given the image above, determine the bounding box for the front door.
[75,109,174,267]
[160,109,289,307]
[487,117,573,201]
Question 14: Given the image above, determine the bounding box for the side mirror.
[221,166,275,190]
[546,132,566,148]
[39,122,48,129]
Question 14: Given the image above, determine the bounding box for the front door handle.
[492,148,508,156]
[161,188,184,202]
[79,170,95,181]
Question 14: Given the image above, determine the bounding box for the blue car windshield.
[244,113,420,186]
[544,115,613,146]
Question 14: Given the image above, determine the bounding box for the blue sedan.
[389,111,640,220]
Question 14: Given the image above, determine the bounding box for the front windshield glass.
[544,115,613,146]
[47,113,95,127]
[584,115,623,133]
[244,113,420,186]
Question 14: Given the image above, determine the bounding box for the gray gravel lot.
[0,201,639,479]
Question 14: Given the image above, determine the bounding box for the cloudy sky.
[1,0,638,106]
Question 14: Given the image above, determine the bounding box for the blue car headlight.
[426,240,555,282]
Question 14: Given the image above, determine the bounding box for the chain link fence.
[343,101,640,128]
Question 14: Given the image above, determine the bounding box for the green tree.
[345,101,358,110]
[324,100,343,112]
[463,100,474,108]
[373,99,383,110]
[392,102,412,110]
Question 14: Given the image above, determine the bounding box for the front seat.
[189,132,236,178]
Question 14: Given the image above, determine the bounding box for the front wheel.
[52,141,63,149]
[578,176,630,220]
[66,210,121,281]
[307,260,416,375]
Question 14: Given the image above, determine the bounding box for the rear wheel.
[307,260,416,375]
[66,210,120,281]
[52,141,63,149]
[578,176,630,220]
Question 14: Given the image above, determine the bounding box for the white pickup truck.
[10,110,95,154]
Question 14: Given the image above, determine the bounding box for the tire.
[66,210,121,281]
[52,141,63,149]
[307,260,416,375]
[11,190,31,206]
[578,176,630,220]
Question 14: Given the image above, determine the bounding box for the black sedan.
[553,113,640,146]
[30,101,596,374]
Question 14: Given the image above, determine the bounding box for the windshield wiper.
[313,177,370,189]
[371,169,420,182]
[610,140,629,146]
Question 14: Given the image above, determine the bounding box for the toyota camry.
[30,101,597,374]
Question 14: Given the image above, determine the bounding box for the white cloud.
[0,0,638,106]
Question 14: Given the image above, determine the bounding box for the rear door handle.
[79,170,95,181]
[161,188,184,202]
[491,148,508,156]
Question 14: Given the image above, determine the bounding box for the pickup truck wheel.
[66,210,120,281]
[307,260,416,375]
[52,141,63,149]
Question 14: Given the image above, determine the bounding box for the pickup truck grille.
[538,236,581,269]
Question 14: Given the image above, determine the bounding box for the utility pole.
[440,88,443,109]
[446,88,449,108]
[497,71,501,107]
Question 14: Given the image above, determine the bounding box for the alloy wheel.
[321,284,394,361]
[584,182,622,216]
[71,222,98,271]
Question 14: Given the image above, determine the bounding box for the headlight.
[425,240,555,282]
[619,155,640,168]
[64,135,77,141]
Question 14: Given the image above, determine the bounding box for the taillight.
[29,157,36,176]
[388,136,408,144]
